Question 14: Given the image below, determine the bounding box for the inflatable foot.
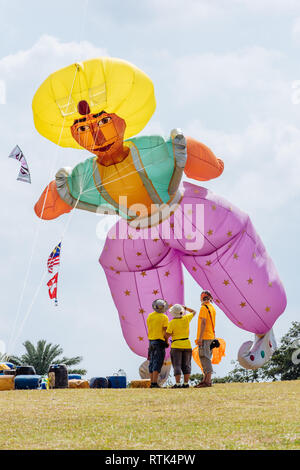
[238,329,277,370]
[139,360,172,386]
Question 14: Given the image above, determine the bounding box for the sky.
[0,0,299,382]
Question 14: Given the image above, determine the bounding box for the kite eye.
[98,116,112,127]
[77,125,90,133]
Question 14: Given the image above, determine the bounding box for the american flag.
[47,242,61,274]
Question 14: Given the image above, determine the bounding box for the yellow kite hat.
[32,57,156,148]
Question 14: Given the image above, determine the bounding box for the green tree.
[8,340,87,376]
[221,361,263,383]
[0,353,8,362]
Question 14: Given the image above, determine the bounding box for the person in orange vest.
[195,291,216,388]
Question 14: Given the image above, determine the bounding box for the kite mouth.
[94,142,115,152]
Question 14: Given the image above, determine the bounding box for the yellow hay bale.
[0,375,15,391]
[68,379,90,389]
[129,379,151,389]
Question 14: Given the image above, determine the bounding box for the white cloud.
[291,17,300,44]
[172,47,286,105]
[0,34,107,81]
[185,118,300,212]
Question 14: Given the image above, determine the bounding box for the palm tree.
[0,352,8,362]
[8,340,87,376]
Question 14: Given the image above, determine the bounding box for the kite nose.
[91,125,106,147]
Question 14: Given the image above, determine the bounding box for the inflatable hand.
[34,180,73,220]
[184,137,224,181]
[238,329,277,370]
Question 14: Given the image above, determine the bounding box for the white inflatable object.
[238,329,277,370]
[139,360,171,385]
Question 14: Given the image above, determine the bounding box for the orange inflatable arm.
[184,137,224,181]
[34,181,73,220]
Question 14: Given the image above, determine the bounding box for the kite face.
[70,111,128,166]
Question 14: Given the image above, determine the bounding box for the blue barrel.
[107,376,127,389]
[15,375,41,390]
[90,377,108,389]
[68,374,82,380]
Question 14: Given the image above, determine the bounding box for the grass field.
[0,381,299,450]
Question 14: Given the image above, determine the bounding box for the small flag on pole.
[47,242,61,274]
[47,273,59,306]
[8,145,31,184]
[47,242,62,306]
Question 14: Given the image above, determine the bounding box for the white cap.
[169,304,185,319]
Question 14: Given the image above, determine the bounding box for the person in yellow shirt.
[165,304,196,388]
[195,290,216,388]
[147,299,169,388]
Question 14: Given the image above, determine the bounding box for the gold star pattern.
[194,189,200,194]
[110,266,115,271]
[227,231,233,237]
[153,238,159,243]
[117,256,122,262]
[265,306,271,312]
[153,289,159,295]
[192,266,197,272]
[223,280,230,286]
[121,315,126,321]
[215,299,220,304]
[116,271,121,275]
[207,229,213,236]
[124,290,131,296]
[206,260,212,266]
[170,223,174,229]
[233,253,239,260]
[136,265,142,269]
[139,309,146,314]
[180,280,184,285]
[240,302,246,308]
[268,282,273,287]
[212,205,217,211]
[165,271,170,277]
[136,252,142,257]
[237,321,243,326]
[141,271,147,277]
[228,243,233,249]
[186,234,193,240]
[138,336,144,341]
[247,278,253,285]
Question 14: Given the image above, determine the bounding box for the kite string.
[8,70,79,354]
[12,191,84,348]
[8,1,90,353]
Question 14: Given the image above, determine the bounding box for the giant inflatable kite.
[33,58,287,371]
